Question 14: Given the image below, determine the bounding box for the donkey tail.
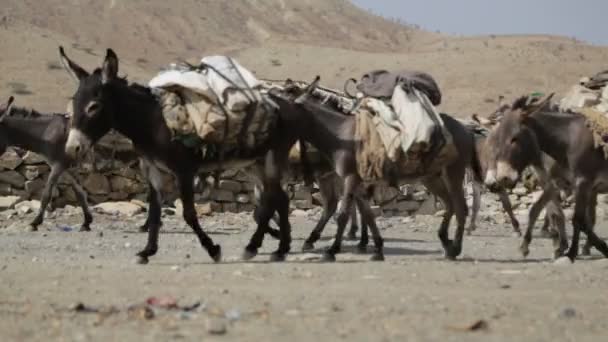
[299,141,315,188]
[469,135,484,183]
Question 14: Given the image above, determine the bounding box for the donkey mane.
[6,106,67,119]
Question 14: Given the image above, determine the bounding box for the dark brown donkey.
[264,79,482,261]
[59,47,308,264]
[0,96,92,231]
[486,94,608,261]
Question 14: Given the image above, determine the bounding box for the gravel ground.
[1,201,608,342]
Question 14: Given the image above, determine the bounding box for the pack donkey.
[485,94,608,261]
[258,78,483,261]
[0,96,92,231]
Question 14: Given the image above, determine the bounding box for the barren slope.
[0,0,607,116]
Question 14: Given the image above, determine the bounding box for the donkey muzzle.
[65,128,91,160]
[495,160,519,189]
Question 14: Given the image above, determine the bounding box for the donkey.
[0,96,92,231]
[58,47,319,263]
[486,94,608,261]
[263,79,482,261]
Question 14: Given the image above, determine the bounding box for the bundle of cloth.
[149,56,278,158]
[560,70,608,158]
[351,70,455,181]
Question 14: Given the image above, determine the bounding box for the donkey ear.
[59,46,89,82]
[295,76,321,104]
[522,93,555,119]
[101,49,119,84]
[0,96,15,120]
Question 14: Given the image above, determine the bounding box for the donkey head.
[0,96,16,154]
[59,47,119,159]
[484,93,554,189]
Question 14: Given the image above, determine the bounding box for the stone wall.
[0,132,441,216]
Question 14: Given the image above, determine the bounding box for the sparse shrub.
[47,61,63,70]
[8,82,33,95]
[270,59,282,67]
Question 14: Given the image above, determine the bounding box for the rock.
[238,204,255,213]
[110,176,145,194]
[292,209,307,217]
[554,256,574,266]
[512,187,528,196]
[312,192,323,206]
[236,194,250,204]
[83,173,111,195]
[0,183,11,196]
[206,318,227,335]
[0,196,20,210]
[25,179,45,195]
[219,180,242,193]
[293,199,313,210]
[108,192,129,201]
[293,189,312,201]
[412,191,428,201]
[0,171,25,188]
[22,151,46,165]
[130,199,147,209]
[384,200,420,213]
[15,200,41,214]
[417,197,440,215]
[94,202,143,217]
[373,185,400,204]
[558,307,577,319]
[174,199,184,216]
[0,150,23,170]
[211,189,235,203]
[222,203,238,213]
[195,202,214,216]
[62,186,78,203]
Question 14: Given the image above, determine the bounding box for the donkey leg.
[498,190,521,237]
[547,201,568,259]
[357,205,370,254]
[566,180,606,261]
[443,170,468,259]
[179,173,221,262]
[424,179,454,259]
[322,175,358,262]
[356,197,383,261]
[303,174,337,251]
[135,161,164,264]
[30,164,64,231]
[64,171,93,232]
[270,185,292,262]
[520,186,554,258]
[466,181,481,235]
[581,192,597,256]
[346,205,359,241]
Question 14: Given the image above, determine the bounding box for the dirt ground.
[1,200,607,342]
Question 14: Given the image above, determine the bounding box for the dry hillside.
[0,0,607,116]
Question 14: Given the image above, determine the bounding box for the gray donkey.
[0,96,92,231]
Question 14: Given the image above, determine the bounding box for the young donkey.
[486,94,608,261]
[0,96,92,231]
[263,79,482,261]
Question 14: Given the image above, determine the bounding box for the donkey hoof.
[209,245,222,263]
[27,225,39,232]
[270,252,286,262]
[302,242,315,252]
[370,253,385,262]
[135,256,149,265]
[555,256,574,265]
[242,248,258,261]
[79,226,92,232]
[138,225,149,233]
[356,245,368,254]
[519,245,530,258]
[321,253,336,263]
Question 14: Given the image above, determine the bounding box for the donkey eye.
[85,101,101,114]
[510,136,518,144]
